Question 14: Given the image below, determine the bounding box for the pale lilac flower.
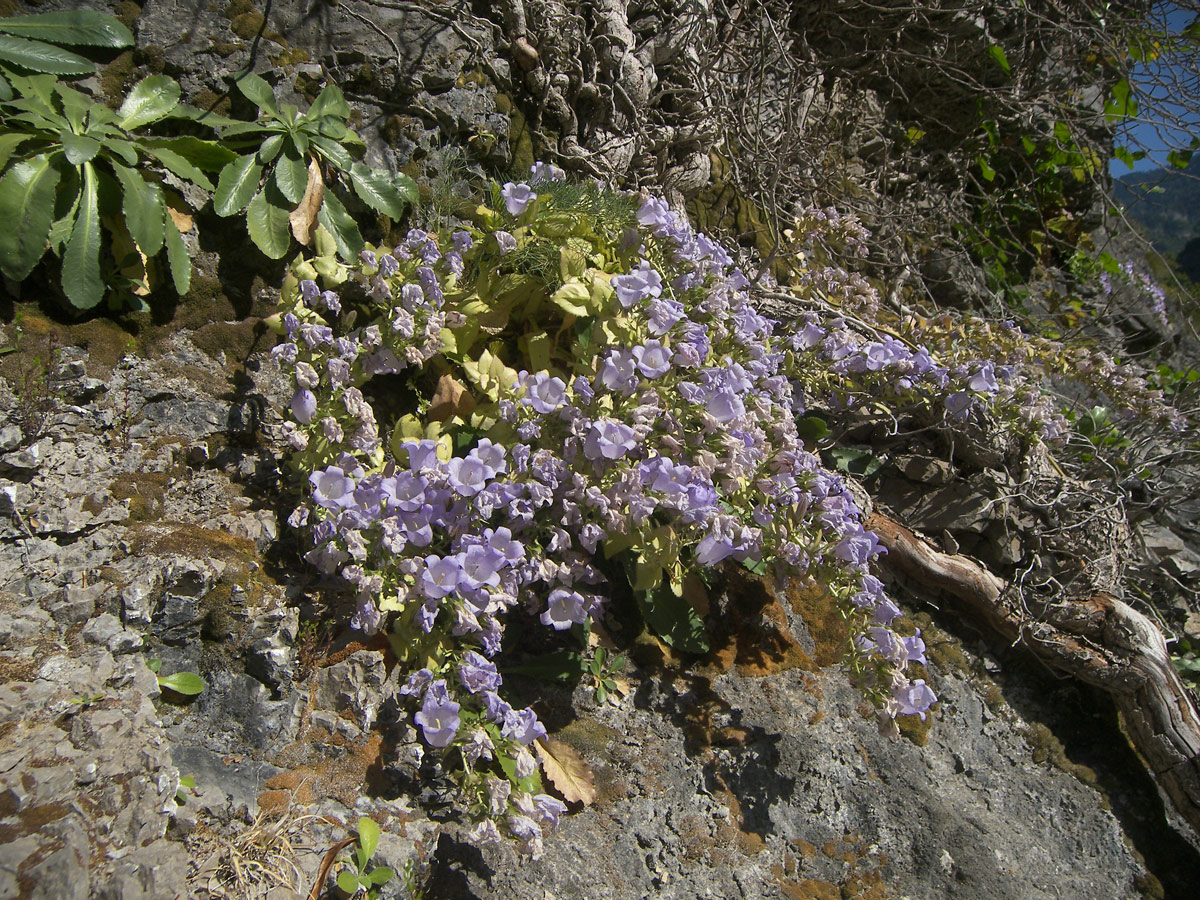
[459,651,502,693]
[486,775,511,816]
[422,554,463,599]
[462,728,495,766]
[611,260,664,308]
[467,819,501,845]
[530,161,566,182]
[502,707,546,745]
[893,679,937,720]
[291,389,317,423]
[632,340,673,378]
[521,371,568,414]
[583,418,638,460]
[533,794,567,829]
[541,588,588,630]
[495,231,517,254]
[945,392,973,420]
[599,350,640,394]
[310,466,357,508]
[507,815,544,858]
[415,680,460,747]
[502,182,536,215]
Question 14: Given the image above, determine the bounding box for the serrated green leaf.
[336,870,359,895]
[117,75,181,130]
[138,136,237,172]
[0,11,133,48]
[258,133,283,163]
[0,72,10,101]
[8,72,57,109]
[0,133,33,171]
[316,191,363,261]
[356,817,380,861]
[163,208,191,295]
[213,154,262,216]
[305,82,351,122]
[316,117,348,140]
[273,148,308,205]
[47,168,79,254]
[348,163,408,218]
[978,156,996,182]
[0,35,94,76]
[218,120,274,140]
[144,146,214,191]
[157,671,205,695]
[60,132,99,164]
[394,174,418,206]
[310,135,354,171]
[61,162,103,309]
[111,163,164,256]
[246,184,292,259]
[234,72,278,115]
[0,154,60,279]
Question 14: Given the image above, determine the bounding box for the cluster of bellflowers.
[271,165,936,853]
[1103,260,1170,331]
[780,217,1187,442]
[782,314,1071,442]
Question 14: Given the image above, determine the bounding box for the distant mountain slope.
[1114,155,1200,260]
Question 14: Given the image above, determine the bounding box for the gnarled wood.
[867,511,1200,845]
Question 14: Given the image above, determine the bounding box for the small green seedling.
[588,647,626,706]
[336,817,394,898]
[147,658,206,696]
[175,774,197,805]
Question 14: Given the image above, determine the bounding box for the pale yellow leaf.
[289,157,325,246]
[534,738,596,806]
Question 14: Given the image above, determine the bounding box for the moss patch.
[109,472,174,522]
[209,40,242,59]
[229,11,265,40]
[785,579,850,667]
[706,571,817,676]
[1020,721,1098,784]
[553,718,621,757]
[271,47,310,68]
[113,1,142,30]
[494,93,535,175]
[688,153,786,281]
[100,51,136,108]
[191,320,274,369]
[128,523,258,567]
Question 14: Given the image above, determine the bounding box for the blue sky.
[1111,3,1200,175]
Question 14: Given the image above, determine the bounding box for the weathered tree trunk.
[868,511,1200,845]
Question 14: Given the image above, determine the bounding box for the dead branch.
[867,510,1200,845]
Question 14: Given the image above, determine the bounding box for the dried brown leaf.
[534,738,596,806]
[290,157,325,246]
[166,203,193,234]
[428,373,476,422]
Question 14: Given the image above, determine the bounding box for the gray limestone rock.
[313,650,391,732]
